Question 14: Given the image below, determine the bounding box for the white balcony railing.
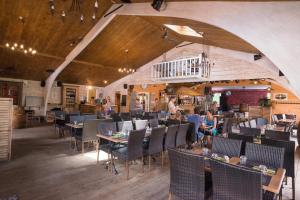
[151,55,211,81]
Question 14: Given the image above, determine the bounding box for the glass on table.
[240,156,247,165]
[202,147,209,156]
[108,130,112,136]
[73,121,78,125]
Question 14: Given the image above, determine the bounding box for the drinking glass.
[240,156,247,165]
[202,148,209,156]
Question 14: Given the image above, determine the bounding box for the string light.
[5,43,9,47]
[103,80,107,84]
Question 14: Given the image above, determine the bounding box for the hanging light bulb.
[28,48,32,52]
[123,68,126,71]
[132,69,135,72]
[80,14,84,22]
[94,0,99,9]
[14,43,18,47]
[103,80,107,84]
[32,50,37,54]
[20,44,24,49]
[24,50,28,54]
[5,43,9,47]
[118,68,122,72]
[11,46,15,50]
[61,11,66,17]
[92,13,96,20]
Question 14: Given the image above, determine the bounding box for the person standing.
[168,96,177,115]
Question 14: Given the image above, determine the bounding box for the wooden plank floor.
[0,126,299,200]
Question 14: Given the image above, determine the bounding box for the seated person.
[187,108,205,143]
[202,110,218,136]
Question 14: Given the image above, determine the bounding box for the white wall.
[103,43,290,104]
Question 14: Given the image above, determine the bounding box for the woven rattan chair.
[211,159,275,200]
[222,118,233,134]
[120,112,131,121]
[76,119,101,153]
[261,138,296,200]
[228,133,253,155]
[245,142,285,169]
[164,125,179,150]
[149,118,159,128]
[240,127,261,137]
[168,148,211,200]
[143,127,166,169]
[112,129,146,180]
[175,123,189,148]
[212,136,242,157]
[265,130,290,141]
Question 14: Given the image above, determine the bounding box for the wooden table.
[192,147,286,194]
[65,123,84,149]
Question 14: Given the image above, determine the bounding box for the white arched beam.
[43,5,119,115]
[116,2,300,96]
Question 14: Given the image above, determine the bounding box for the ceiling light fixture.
[118,49,135,74]
[152,0,166,11]
[5,42,37,55]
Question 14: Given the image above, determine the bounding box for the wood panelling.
[0,0,112,81]
[0,98,13,161]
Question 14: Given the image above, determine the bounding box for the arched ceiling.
[0,1,263,86]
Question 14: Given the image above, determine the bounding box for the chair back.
[276,114,283,120]
[118,121,133,133]
[149,118,159,128]
[285,114,296,120]
[98,122,117,136]
[211,159,263,200]
[111,113,122,122]
[245,142,285,169]
[272,114,278,123]
[69,111,80,116]
[297,121,300,145]
[249,119,257,128]
[261,138,295,178]
[158,111,167,119]
[83,115,97,121]
[167,119,181,126]
[176,123,189,147]
[212,136,242,157]
[127,129,146,161]
[135,119,148,130]
[82,119,101,141]
[256,118,267,127]
[244,120,250,128]
[165,125,178,149]
[120,112,131,121]
[265,130,290,141]
[70,115,84,123]
[168,148,206,200]
[148,127,166,154]
[222,118,233,134]
[54,110,65,118]
[240,127,261,137]
[228,133,253,155]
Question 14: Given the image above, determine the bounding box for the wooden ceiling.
[0,0,112,81]
[0,0,261,86]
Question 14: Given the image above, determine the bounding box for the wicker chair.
[111,113,122,122]
[245,142,285,169]
[164,125,179,150]
[239,122,245,128]
[228,133,253,155]
[143,127,166,169]
[240,127,261,137]
[222,118,233,134]
[211,159,275,200]
[244,120,250,128]
[212,136,242,157]
[112,129,146,180]
[149,118,159,128]
[82,114,97,121]
[76,119,101,153]
[120,112,131,121]
[175,123,189,148]
[261,138,296,200]
[265,130,290,141]
[135,119,148,130]
[168,148,211,200]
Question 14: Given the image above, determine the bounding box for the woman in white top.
[168,96,177,115]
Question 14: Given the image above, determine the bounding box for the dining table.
[65,122,84,149]
[191,147,286,195]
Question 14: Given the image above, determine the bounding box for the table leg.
[97,138,100,163]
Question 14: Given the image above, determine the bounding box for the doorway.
[115,92,121,113]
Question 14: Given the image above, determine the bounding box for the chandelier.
[5,42,37,55]
[118,49,135,74]
[48,0,99,23]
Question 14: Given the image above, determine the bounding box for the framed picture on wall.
[273,93,288,101]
